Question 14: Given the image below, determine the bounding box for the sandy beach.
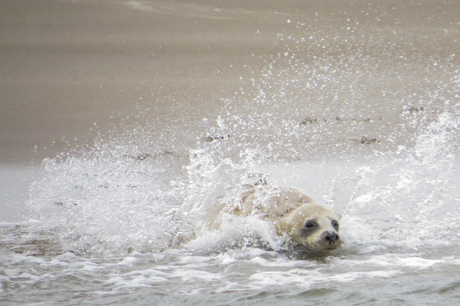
[2,0,459,165]
[0,0,292,164]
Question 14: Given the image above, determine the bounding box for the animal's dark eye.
[331,220,339,230]
[301,220,319,237]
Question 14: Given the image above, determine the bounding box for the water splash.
[24,20,460,257]
[335,113,460,251]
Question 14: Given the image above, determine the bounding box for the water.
[2,3,460,305]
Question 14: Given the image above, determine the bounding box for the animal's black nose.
[323,232,339,244]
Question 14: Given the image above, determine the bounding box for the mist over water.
[3,8,460,305]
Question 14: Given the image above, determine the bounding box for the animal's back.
[232,186,317,218]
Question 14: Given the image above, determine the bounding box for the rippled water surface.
[2,1,460,305]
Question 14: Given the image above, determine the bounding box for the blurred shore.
[2,0,459,165]
[0,0,298,164]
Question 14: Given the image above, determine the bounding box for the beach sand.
[0,0,292,164]
[3,0,459,165]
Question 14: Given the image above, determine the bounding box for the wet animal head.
[278,204,341,252]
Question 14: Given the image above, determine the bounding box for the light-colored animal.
[229,186,341,252]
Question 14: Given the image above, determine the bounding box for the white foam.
[249,269,320,289]
[248,266,401,290]
[329,270,401,282]
[335,254,445,271]
[172,269,222,282]
[116,256,138,266]
[249,256,318,269]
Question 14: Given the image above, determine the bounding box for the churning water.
[2,17,460,305]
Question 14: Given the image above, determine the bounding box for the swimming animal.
[230,186,341,252]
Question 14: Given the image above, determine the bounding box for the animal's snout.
[322,231,340,244]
